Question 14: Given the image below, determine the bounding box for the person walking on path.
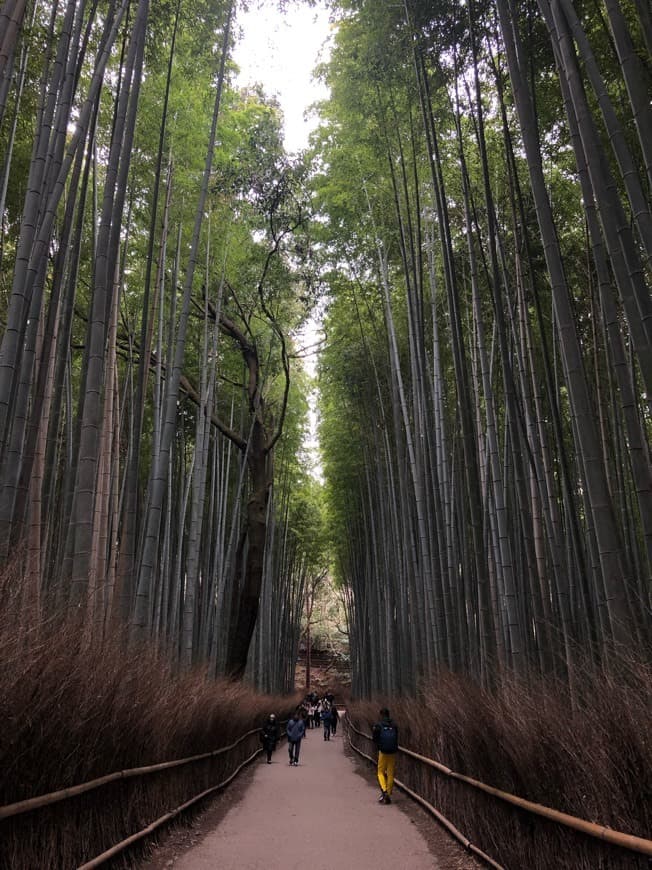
[321,702,332,740]
[372,707,398,804]
[157,713,437,870]
[330,704,339,736]
[260,713,280,763]
[287,709,306,765]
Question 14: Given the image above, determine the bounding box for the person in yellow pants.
[372,708,399,804]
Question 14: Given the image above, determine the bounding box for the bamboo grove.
[315,0,652,695]
[0,0,327,690]
[1,0,651,700]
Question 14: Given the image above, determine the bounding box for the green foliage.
[288,474,329,569]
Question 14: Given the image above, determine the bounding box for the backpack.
[377,722,398,753]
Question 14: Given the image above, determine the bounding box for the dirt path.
[141,722,483,870]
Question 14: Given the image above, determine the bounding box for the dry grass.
[0,568,297,869]
[347,661,651,869]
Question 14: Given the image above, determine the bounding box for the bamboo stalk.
[348,720,652,857]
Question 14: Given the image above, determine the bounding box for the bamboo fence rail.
[346,723,503,868]
[76,744,262,868]
[0,726,262,821]
[347,718,652,858]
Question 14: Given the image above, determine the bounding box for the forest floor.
[294,658,351,697]
[140,718,483,870]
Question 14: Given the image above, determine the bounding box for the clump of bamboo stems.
[349,662,651,869]
[0,566,297,869]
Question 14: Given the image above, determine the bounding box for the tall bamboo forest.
[0,0,650,700]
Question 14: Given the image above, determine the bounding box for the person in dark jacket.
[286,710,306,765]
[372,708,398,803]
[321,702,332,740]
[260,713,280,763]
[330,704,339,736]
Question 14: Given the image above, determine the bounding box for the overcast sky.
[232,1,332,153]
[232,2,331,474]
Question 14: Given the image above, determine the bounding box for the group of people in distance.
[301,691,340,740]
[259,701,399,807]
[258,691,340,767]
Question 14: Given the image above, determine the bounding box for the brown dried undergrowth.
[348,660,651,870]
[0,564,297,869]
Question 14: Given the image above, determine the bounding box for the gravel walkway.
[168,725,439,869]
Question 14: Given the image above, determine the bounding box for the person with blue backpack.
[372,707,399,804]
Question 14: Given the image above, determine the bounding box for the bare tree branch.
[179,375,247,451]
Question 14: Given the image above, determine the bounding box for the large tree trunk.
[224,420,271,679]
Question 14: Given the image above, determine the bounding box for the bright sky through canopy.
[232,1,332,153]
[232,1,330,478]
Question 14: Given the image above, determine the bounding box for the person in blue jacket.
[320,701,333,740]
[287,709,306,765]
